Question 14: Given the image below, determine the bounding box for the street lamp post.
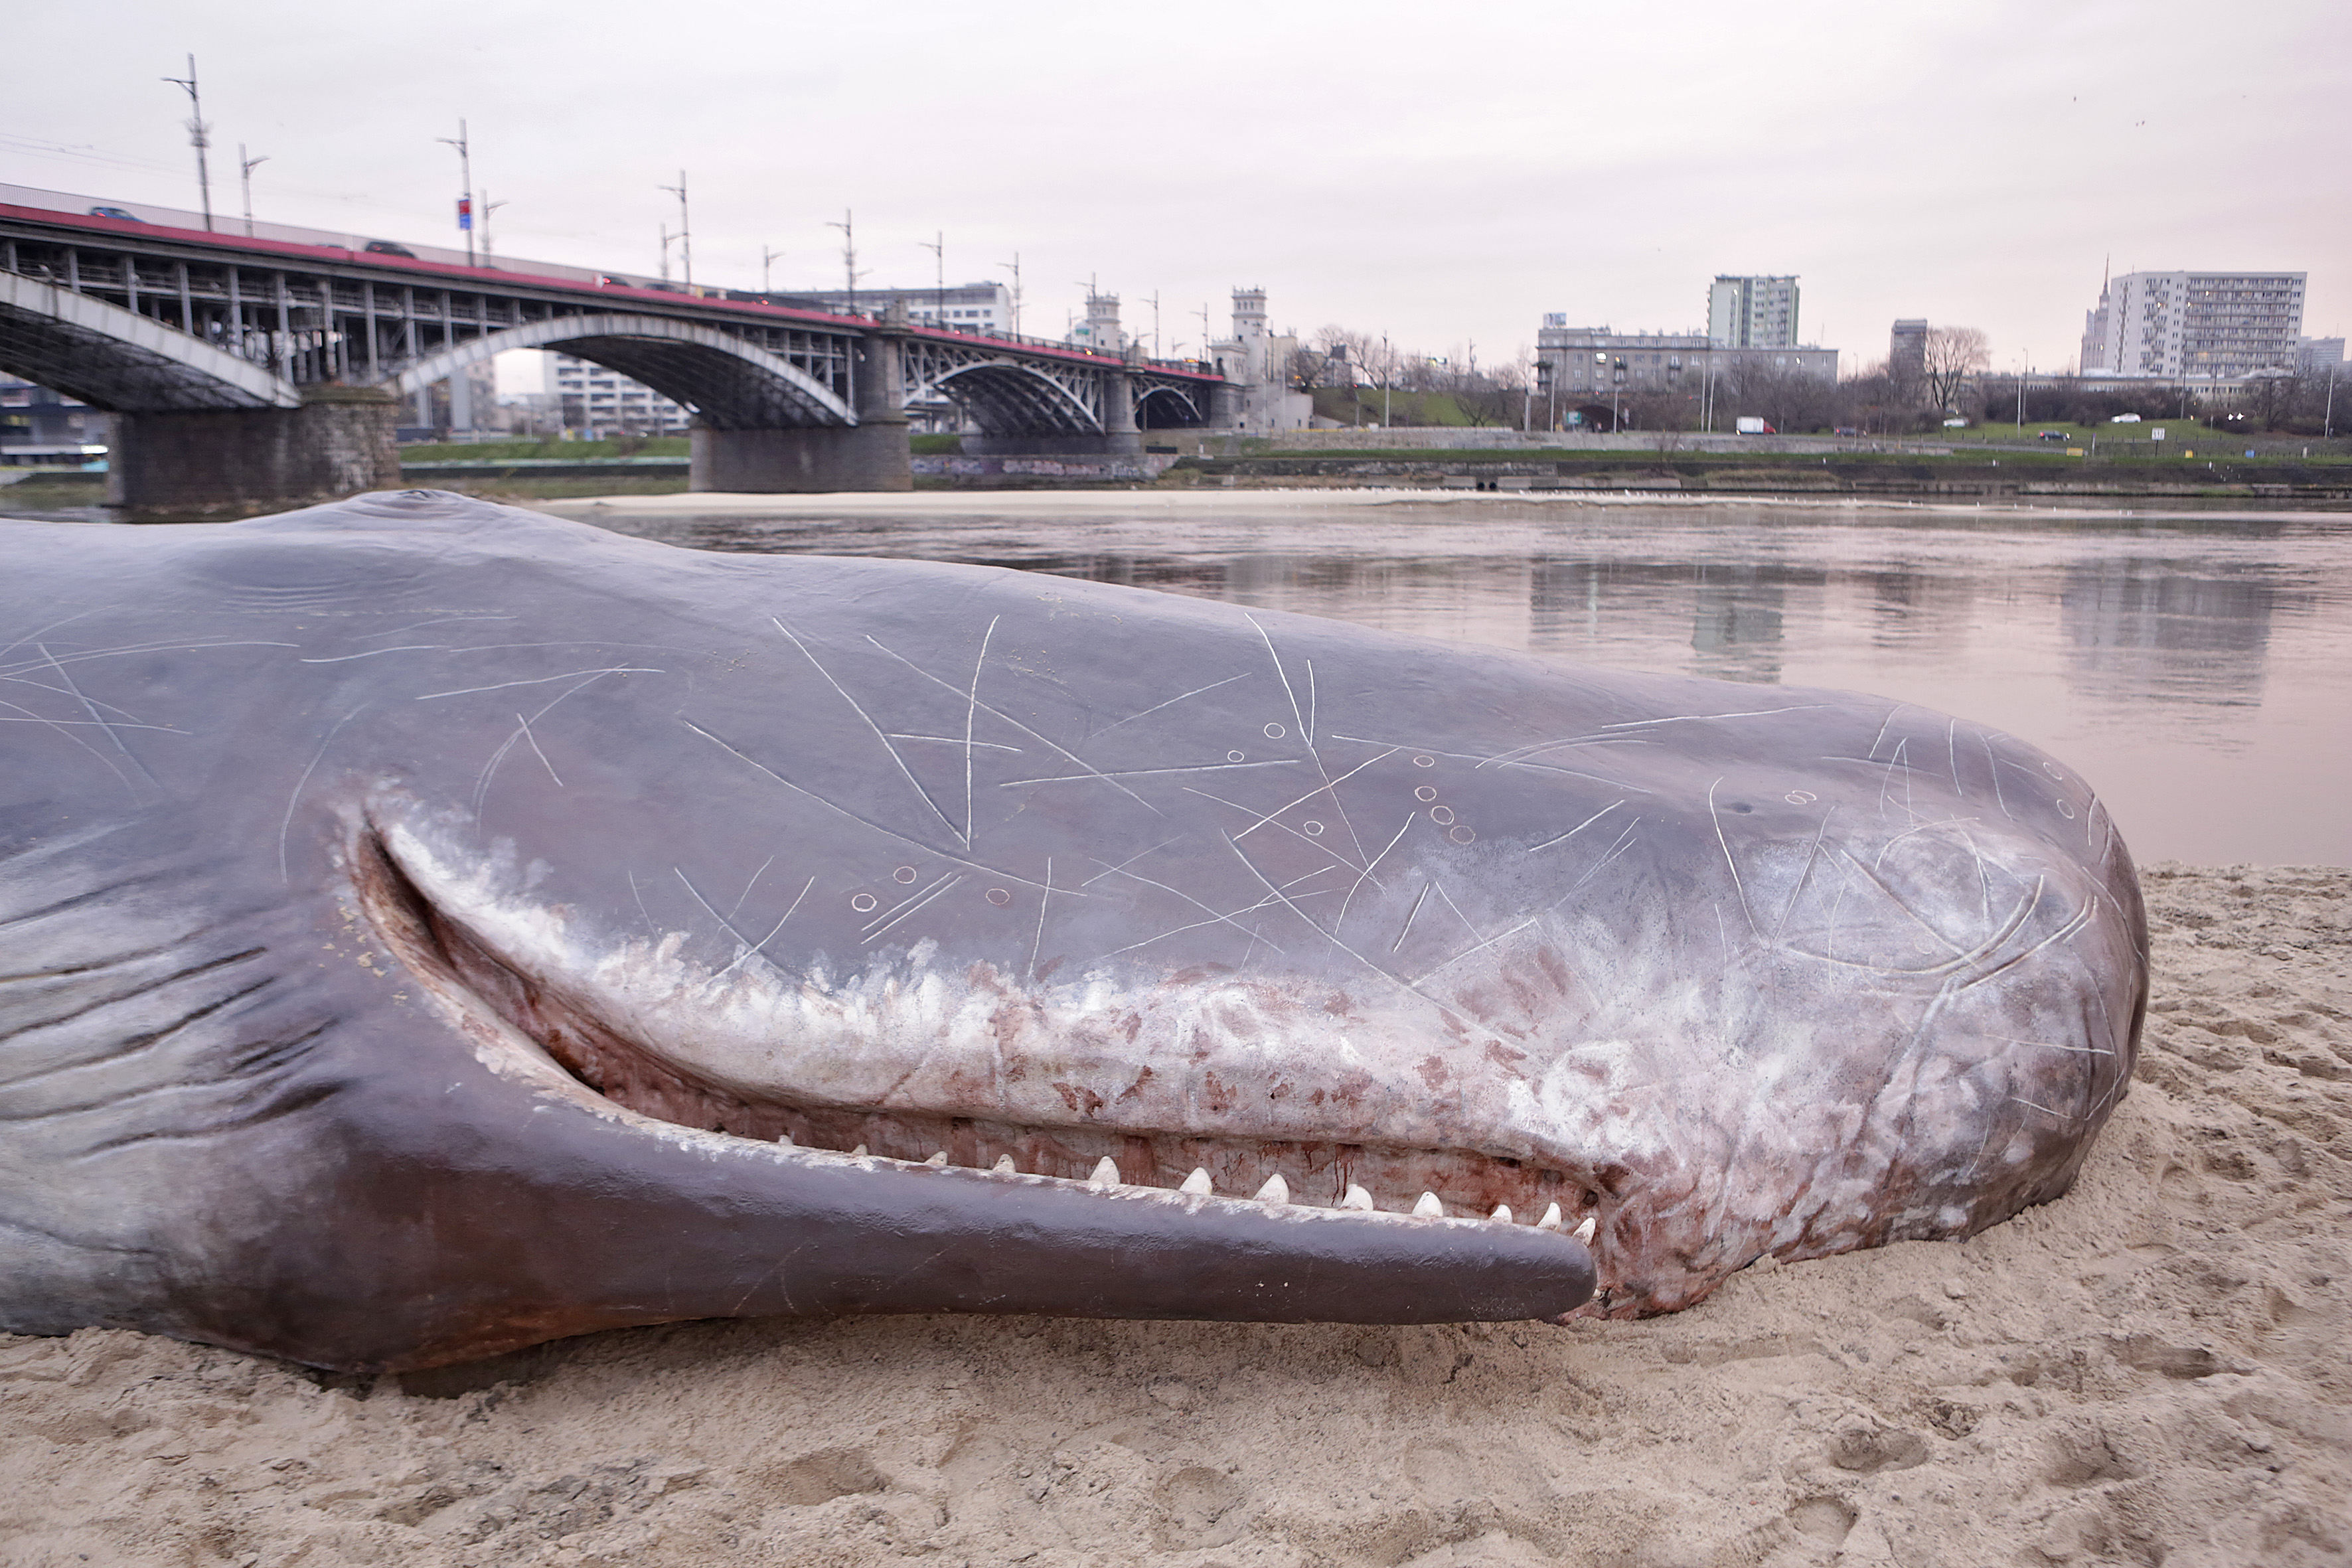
[761,246,783,295]
[237,145,266,238]
[161,55,213,232]
[437,119,474,267]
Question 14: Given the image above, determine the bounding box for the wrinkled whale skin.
[0,491,2141,1370]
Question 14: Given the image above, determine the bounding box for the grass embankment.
[1307,386,1500,428]
[1931,422,2351,461]
[396,436,690,463]
[0,474,104,514]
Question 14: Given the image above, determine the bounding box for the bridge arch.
[1136,384,1204,428]
[925,360,1103,436]
[0,272,299,412]
[389,313,856,428]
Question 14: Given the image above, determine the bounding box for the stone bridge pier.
[688,316,912,494]
[107,386,402,518]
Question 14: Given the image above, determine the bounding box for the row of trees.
[1284,327,1535,428]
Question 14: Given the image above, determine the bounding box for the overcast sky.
[8,0,2347,374]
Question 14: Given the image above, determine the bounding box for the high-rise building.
[2078,270,2306,379]
[1707,275,1801,349]
[1889,319,1928,384]
[2301,336,2345,374]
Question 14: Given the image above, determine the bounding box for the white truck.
[1734,417,1775,435]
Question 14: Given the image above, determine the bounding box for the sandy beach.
[3,862,2345,1568]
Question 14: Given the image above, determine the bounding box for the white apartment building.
[2079,270,2307,379]
[777,281,1013,334]
[495,351,690,435]
[1707,275,1801,349]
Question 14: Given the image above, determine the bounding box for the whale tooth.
[925,1150,949,1168]
[1089,1156,1121,1188]
[992,1154,1018,1175]
[1413,1192,1445,1219]
[1179,1168,1214,1196]
[1573,1214,1597,1245]
[1254,1174,1290,1206]
[1490,1204,1514,1223]
[1341,1184,1375,1211]
[1537,1202,1563,1231]
[850,1144,868,1158]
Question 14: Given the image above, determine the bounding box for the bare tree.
[1285,341,1334,392]
[1921,327,1990,414]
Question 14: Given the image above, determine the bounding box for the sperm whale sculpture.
[0,491,2144,1371]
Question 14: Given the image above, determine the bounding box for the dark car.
[2037,430,2070,441]
[362,240,418,259]
[88,206,140,222]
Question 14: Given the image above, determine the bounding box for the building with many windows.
[1707,275,1801,349]
[1534,319,1838,426]
[494,351,690,437]
[2078,270,2306,379]
[770,281,1014,334]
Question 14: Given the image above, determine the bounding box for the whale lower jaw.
[353,824,1605,1243]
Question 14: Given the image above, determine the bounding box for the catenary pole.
[162,56,213,231]
[658,171,690,288]
[828,210,857,315]
[437,120,474,267]
[237,145,266,238]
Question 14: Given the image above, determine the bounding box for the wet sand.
[4,864,2347,1567]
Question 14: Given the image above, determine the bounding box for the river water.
[583,497,2341,866]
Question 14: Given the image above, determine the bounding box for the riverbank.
[7,445,2349,518]
[5,863,2345,1567]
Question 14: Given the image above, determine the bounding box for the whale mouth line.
[352,826,1601,1239]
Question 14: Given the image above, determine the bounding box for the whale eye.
[1264,723,1287,739]
[1413,755,1436,767]
[894,866,918,884]
[850,893,878,913]
[1415,786,1438,803]
[986,888,1012,905]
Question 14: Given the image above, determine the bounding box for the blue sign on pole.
[457,196,473,231]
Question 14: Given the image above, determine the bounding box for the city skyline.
[4,0,2343,376]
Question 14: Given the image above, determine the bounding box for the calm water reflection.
[572,501,2351,866]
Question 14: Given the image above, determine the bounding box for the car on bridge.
[362,240,418,258]
[88,206,139,222]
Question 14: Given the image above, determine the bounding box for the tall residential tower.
[1707,275,1800,349]
[2078,270,2306,378]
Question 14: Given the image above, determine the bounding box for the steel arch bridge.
[0,202,1222,440]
